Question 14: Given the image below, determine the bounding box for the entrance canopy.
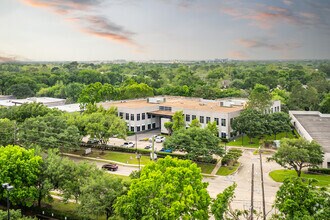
[147,110,174,117]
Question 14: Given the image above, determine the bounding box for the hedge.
[307,168,330,175]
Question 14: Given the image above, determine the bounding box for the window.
[192,115,196,120]
[221,119,226,126]
[137,126,141,132]
[142,113,146,120]
[148,114,151,119]
[148,124,151,130]
[119,112,123,118]
[130,126,135,132]
[137,114,141,121]
[152,123,156,128]
[131,114,135,121]
[200,116,204,123]
[186,114,190,122]
[214,118,219,125]
[142,125,146,131]
[221,132,227,138]
[230,118,234,126]
[125,113,129,120]
[152,115,156,118]
[206,117,211,123]
[159,106,172,111]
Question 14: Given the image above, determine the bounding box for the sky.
[0,0,329,62]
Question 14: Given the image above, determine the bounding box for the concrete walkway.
[210,159,222,176]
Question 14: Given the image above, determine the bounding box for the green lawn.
[197,163,216,174]
[107,173,131,182]
[227,131,297,148]
[71,149,152,165]
[217,162,240,176]
[269,169,330,187]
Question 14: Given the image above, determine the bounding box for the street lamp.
[2,183,14,220]
[136,153,142,172]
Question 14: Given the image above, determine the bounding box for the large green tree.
[0,145,42,207]
[114,156,211,219]
[267,112,291,140]
[232,109,267,144]
[172,110,185,132]
[319,93,330,113]
[79,173,127,219]
[269,138,324,177]
[19,114,81,150]
[164,127,224,162]
[0,118,15,146]
[272,177,330,220]
[247,84,272,112]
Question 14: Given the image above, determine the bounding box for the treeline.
[0,61,330,112]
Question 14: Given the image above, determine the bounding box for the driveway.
[204,149,282,216]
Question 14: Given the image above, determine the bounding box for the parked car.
[148,135,158,142]
[160,148,172,153]
[121,141,135,148]
[145,144,152,149]
[87,138,99,144]
[101,163,118,171]
[155,136,166,143]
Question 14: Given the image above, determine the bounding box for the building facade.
[101,96,281,139]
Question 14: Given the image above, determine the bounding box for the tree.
[78,82,103,105]
[7,83,35,98]
[79,173,127,219]
[172,110,185,132]
[272,177,330,220]
[247,84,272,112]
[211,183,237,220]
[0,145,42,207]
[288,83,319,111]
[319,93,330,113]
[232,109,267,144]
[164,121,173,135]
[269,138,324,177]
[206,121,218,136]
[19,114,81,150]
[114,156,211,219]
[164,127,224,162]
[0,209,35,220]
[0,118,15,146]
[267,112,291,140]
[189,118,201,128]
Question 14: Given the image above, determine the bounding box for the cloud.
[21,0,137,47]
[220,2,326,30]
[237,38,301,51]
[228,51,248,60]
[282,0,293,6]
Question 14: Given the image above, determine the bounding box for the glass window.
[130,126,134,132]
[137,114,140,121]
[131,114,134,121]
[206,117,211,123]
[186,114,190,122]
[148,114,151,119]
[137,126,140,132]
[221,132,227,138]
[142,125,146,131]
[221,119,226,126]
[142,113,146,120]
[119,112,123,118]
[125,113,129,120]
[152,123,156,128]
[148,124,151,129]
[192,115,196,120]
[214,118,219,125]
[200,116,204,123]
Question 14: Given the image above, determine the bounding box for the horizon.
[1,0,330,62]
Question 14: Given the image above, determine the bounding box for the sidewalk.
[210,159,222,176]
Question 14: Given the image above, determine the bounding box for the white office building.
[100,96,281,139]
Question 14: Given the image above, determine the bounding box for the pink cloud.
[237,38,301,51]
[21,0,137,47]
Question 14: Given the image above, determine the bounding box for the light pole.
[2,183,14,220]
[136,153,141,171]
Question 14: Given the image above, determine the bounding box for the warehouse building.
[289,111,330,168]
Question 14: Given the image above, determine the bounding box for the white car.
[121,141,135,148]
[155,136,165,143]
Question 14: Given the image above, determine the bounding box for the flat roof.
[100,97,244,113]
[11,97,65,104]
[50,104,82,113]
[292,112,330,153]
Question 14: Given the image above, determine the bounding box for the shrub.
[307,168,330,175]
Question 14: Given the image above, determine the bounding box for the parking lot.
[107,129,165,150]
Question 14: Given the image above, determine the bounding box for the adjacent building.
[289,111,330,168]
[101,96,281,139]
[0,97,66,107]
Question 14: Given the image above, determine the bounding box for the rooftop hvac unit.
[220,101,233,107]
